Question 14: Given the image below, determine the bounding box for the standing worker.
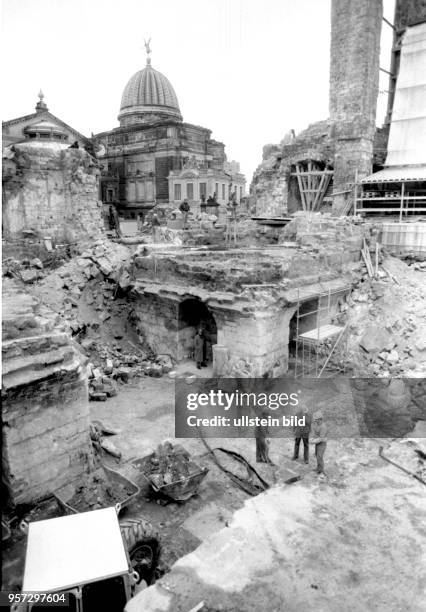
[108,205,121,238]
[255,409,273,464]
[310,410,327,474]
[151,212,161,242]
[180,199,190,229]
[194,327,205,370]
[137,211,144,233]
[292,404,311,464]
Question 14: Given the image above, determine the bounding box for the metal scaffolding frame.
[294,286,351,378]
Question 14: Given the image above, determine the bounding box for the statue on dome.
[144,38,152,56]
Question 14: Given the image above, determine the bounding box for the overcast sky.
[2,0,395,182]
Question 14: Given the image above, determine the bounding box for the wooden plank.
[375,243,379,275]
[313,172,327,210]
[295,165,307,211]
[382,265,401,285]
[321,174,332,209]
[307,161,312,210]
[356,206,426,212]
[361,248,373,277]
[290,170,334,176]
[300,167,309,210]
[298,324,344,342]
[362,239,375,277]
[301,168,311,211]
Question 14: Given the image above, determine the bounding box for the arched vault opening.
[177,299,217,363]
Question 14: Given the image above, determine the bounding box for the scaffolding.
[293,286,351,378]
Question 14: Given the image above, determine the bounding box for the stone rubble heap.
[338,255,426,377]
[3,238,175,400]
[82,338,173,401]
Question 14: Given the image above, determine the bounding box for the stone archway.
[288,298,320,359]
[177,299,217,364]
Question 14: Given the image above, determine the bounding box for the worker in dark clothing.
[151,212,161,242]
[194,328,205,369]
[179,199,190,229]
[255,424,272,463]
[108,205,121,238]
[311,410,327,474]
[255,410,274,464]
[292,405,312,464]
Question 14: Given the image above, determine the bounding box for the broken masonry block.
[89,392,107,401]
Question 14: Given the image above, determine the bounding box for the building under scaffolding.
[354,22,426,219]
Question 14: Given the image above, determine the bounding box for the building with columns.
[94,49,245,218]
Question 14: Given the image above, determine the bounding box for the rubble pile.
[338,255,426,376]
[83,339,173,401]
[144,442,197,488]
[280,211,367,251]
[61,467,134,512]
[3,238,175,398]
[3,257,47,284]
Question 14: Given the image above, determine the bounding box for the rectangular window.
[240,186,243,200]
[174,183,182,200]
[215,183,219,197]
[199,183,207,197]
[187,183,194,200]
[222,184,225,201]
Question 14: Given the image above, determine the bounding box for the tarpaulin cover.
[386,22,426,167]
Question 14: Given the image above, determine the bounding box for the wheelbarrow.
[132,453,208,502]
[53,464,140,515]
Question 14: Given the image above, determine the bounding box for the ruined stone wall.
[250,121,333,217]
[2,282,93,506]
[251,1,384,216]
[213,307,298,377]
[132,293,179,359]
[2,144,104,245]
[330,0,383,210]
[394,0,426,30]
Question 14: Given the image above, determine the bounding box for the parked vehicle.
[12,507,160,612]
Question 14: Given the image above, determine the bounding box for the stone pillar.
[212,344,229,376]
[2,285,94,506]
[330,0,383,211]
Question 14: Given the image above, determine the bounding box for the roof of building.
[119,55,182,122]
[3,93,89,145]
[24,119,67,135]
[361,164,426,183]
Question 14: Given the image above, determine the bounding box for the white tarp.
[386,23,426,167]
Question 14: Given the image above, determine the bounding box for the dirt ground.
[90,376,426,575]
[91,376,272,569]
[2,374,425,594]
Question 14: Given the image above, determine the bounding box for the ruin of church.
[2,0,426,610]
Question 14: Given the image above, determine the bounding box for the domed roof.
[119,59,182,123]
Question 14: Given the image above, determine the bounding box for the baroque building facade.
[94,50,245,218]
[2,91,89,149]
